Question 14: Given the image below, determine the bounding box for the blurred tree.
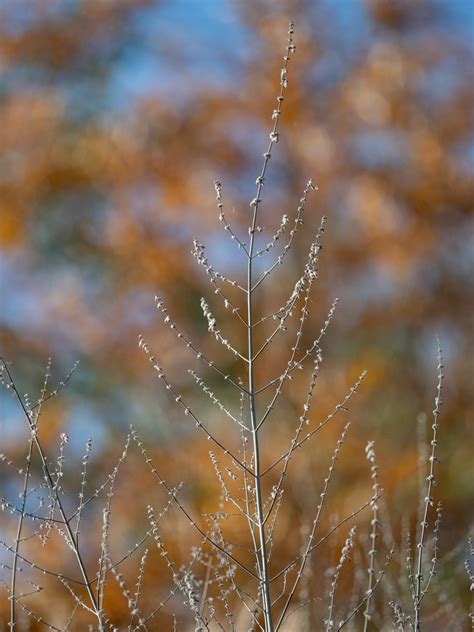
[0,0,472,627]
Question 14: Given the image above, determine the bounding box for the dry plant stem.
[0,540,84,586]
[263,344,323,526]
[326,526,357,632]
[363,440,382,631]
[10,430,34,630]
[413,341,443,631]
[242,20,296,628]
[131,427,258,580]
[10,358,50,629]
[138,336,252,476]
[1,360,104,630]
[255,217,326,434]
[198,555,213,619]
[263,371,366,477]
[29,361,79,412]
[244,25,295,631]
[251,179,317,297]
[215,180,249,257]
[420,501,442,600]
[74,438,92,542]
[241,431,264,578]
[254,309,339,397]
[275,422,352,631]
[154,297,248,395]
[271,493,379,584]
[7,596,62,632]
[251,208,321,365]
[248,209,273,631]
[97,437,128,616]
[337,548,394,630]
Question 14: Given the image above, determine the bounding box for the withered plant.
[1,21,461,632]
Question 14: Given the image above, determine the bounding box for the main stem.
[247,204,274,632]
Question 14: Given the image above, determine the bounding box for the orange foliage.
[0,0,472,628]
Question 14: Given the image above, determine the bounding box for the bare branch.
[155,297,248,394]
[139,335,252,475]
[215,179,249,257]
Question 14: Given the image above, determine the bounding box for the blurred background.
[0,0,473,629]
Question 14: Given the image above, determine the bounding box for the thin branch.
[215,180,249,256]
[337,548,394,630]
[325,526,357,632]
[201,297,249,362]
[155,297,248,393]
[138,336,252,475]
[254,297,338,396]
[192,238,247,293]
[263,371,366,476]
[0,359,103,627]
[263,345,323,525]
[275,422,351,630]
[190,370,250,432]
[413,340,444,631]
[254,212,290,259]
[271,493,378,584]
[131,427,258,580]
[252,212,325,364]
[251,180,318,292]
[363,441,382,632]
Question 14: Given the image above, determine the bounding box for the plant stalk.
[247,202,274,631]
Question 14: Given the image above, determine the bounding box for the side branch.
[215,179,249,257]
[155,297,248,394]
[131,427,258,580]
[262,371,367,476]
[251,180,318,292]
[138,336,253,476]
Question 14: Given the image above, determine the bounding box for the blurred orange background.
[0,1,473,629]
